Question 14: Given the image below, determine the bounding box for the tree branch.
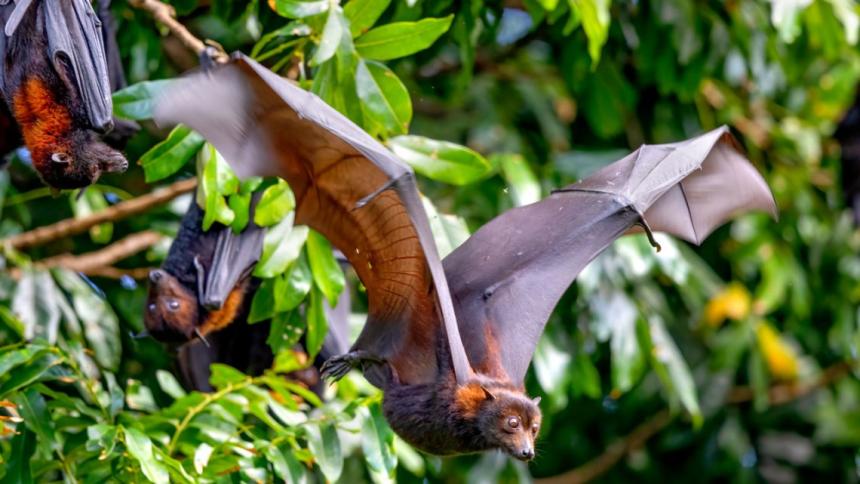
[9,231,163,279]
[0,178,196,250]
[129,0,228,62]
[536,361,855,484]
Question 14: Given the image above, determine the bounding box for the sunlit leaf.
[112,80,171,120]
[495,153,541,206]
[361,402,397,481]
[139,125,204,183]
[344,0,392,37]
[254,179,296,227]
[312,7,346,65]
[388,135,492,185]
[53,270,121,370]
[355,16,454,60]
[306,230,345,306]
[306,423,342,482]
[356,60,412,138]
[124,427,170,484]
[255,215,309,278]
[305,287,328,359]
[270,0,329,18]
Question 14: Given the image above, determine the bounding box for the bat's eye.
[506,416,520,431]
[167,299,180,311]
[147,303,157,313]
[51,152,71,165]
[531,422,539,434]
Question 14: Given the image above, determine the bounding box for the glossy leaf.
[124,427,170,484]
[344,0,391,37]
[306,229,345,306]
[306,423,343,482]
[139,125,205,183]
[112,80,171,120]
[254,215,309,278]
[254,179,296,227]
[312,8,346,65]
[388,135,492,185]
[356,16,453,60]
[495,153,541,206]
[356,60,412,137]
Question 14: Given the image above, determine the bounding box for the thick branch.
[9,231,163,279]
[0,178,196,250]
[130,0,228,62]
[537,361,855,484]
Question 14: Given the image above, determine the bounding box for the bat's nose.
[149,270,164,284]
[518,447,535,461]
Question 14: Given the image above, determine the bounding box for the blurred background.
[0,0,859,482]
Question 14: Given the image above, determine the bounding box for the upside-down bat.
[0,0,127,188]
[144,194,350,392]
[154,54,777,460]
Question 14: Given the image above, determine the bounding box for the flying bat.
[154,54,776,460]
[0,0,127,188]
[144,194,350,393]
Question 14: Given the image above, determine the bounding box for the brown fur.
[13,77,73,172]
[199,282,248,335]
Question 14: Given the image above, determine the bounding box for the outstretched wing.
[154,54,470,386]
[444,126,776,385]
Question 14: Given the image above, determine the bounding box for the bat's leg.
[635,216,662,252]
[320,350,384,382]
[353,173,407,210]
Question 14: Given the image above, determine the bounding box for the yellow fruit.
[704,282,752,327]
[756,322,799,381]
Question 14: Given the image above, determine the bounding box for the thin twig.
[537,361,855,484]
[130,0,228,62]
[83,266,155,280]
[9,231,163,279]
[0,178,196,250]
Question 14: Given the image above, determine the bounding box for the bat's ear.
[480,386,496,401]
[532,396,541,405]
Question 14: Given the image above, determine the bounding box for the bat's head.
[31,131,128,189]
[144,269,199,342]
[470,384,542,461]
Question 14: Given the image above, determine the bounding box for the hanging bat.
[144,194,351,393]
[0,0,127,189]
[154,54,776,461]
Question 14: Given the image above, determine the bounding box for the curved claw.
[320,350,383,382]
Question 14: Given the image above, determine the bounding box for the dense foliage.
[1,0,859,481]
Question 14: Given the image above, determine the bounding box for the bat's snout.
[149,270,165,284]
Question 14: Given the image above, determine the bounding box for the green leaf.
[196,144,240,230]
[306,423,342,482]
[344,0,392,37]
[306,230,345,306]
[271,0,329,18]
[639,317,702,426]
[12,269,61,344]
[569,0,610,64]
[267,310,306,354]
[249,278,276,323]
[312,8,346,65]
[274,254,313,312]
[593,291,644,393]
[495,153,541,206]
[4,428,35,484]
[209,364,247,389]
[124,427,170,484]
[421,195,470,258]
[254,179,296,227]
[156,370,187,399]
[14,389,55,452]
[112,80,171,120]
[139,125,204,183]
[361,402,397,481]
[53,270,122,370]
[305,287,328,358]
[356,60,412,138]
[0,354,61,400]
[388,135,492,185]
[71,187,112,243]
[255,215,310,278]
[355,16,453,60]
[266,443,308,483]
[193,443,214,474]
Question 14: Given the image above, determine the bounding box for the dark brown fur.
[1,1,126,188]
[381,333,541,460]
